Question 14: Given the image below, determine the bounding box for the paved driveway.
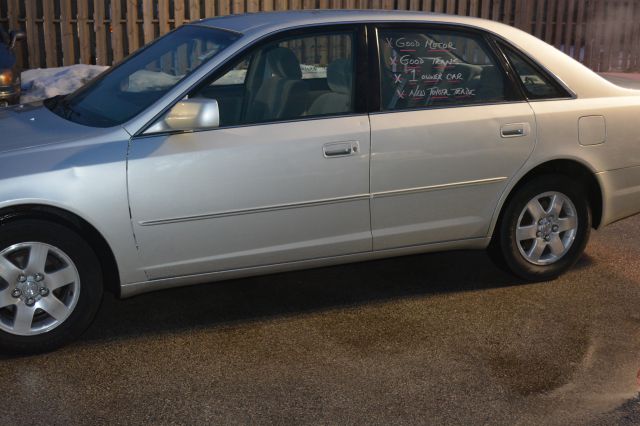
[0,74,639,426]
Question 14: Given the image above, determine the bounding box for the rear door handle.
[323,141,359,158]
[501,123,530,138]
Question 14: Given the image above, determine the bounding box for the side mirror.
[9,30,25,49]
[145,98,220,134]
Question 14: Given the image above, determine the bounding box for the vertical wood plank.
[623,0,637,70]
[233,0,245,14]
[342,0,356,9]
[468,0,479,17]
[427,0,435,11]
[446,0,456,14]
[599,0,614,71]
[158,0,170,34]
[43,0,58,67]
[632,2,640,70]
[513,0,523,29]
[218,0,231,15]
[503,0,512,24]
[573,0,585,61]
[189,0,201,20]
[204,0,216,17]
[491,0,501,21]
[60,0,75,66]
[175,0,185,27]
[6,0,20,34]
[274,0,288,11]
[522,0,534,33]
[544,0,556,44]
[247,0,260,11]
[94,0,108,65]
[77,0,92,63]
[562,0,575,56]
[606,0,625,71]
[479,0,490,19]
[534,0,545,38]
[143,0,155,43]
[126,0,140,53]
[457,0,468,15]
[618,0,630,70]
[111,0,125,62]
[582,0,594,68]
[553,0,566,49]
[433,0,445,13]
[318,0,330,10]
[24,0,41,68]
[593,0,607,71]
[6,0,24,68]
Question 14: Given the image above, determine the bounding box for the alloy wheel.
[515,191,579,266]
[0,242,80,336]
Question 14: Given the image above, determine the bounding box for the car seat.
[246,47,309,122]
[307,58,353,115]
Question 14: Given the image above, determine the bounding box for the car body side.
[0,11,639,298]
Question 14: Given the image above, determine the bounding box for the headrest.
[266,47,302,80]
[327,59,352,95]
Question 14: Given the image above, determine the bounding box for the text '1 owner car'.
[1,10,640,353]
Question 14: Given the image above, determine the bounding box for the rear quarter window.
[499,42,572,100]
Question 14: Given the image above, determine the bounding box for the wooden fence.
[0,0,639,72]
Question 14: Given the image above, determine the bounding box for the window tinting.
[378,29,516,111]
[500,43,570,99]
[191,31,356,127]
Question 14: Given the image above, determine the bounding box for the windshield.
[46,25,240,127]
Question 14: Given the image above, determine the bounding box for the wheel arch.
[490,159,603,239]
[0,204,121,296]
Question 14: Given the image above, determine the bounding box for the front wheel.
[490,175,591,281]
[0,220,103,354]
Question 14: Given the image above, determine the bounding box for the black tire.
[489,174,591,281]
[0,220,103,354]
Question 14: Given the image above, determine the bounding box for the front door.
[128,27,371,279]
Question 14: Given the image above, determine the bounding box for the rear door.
[369,25,537,250]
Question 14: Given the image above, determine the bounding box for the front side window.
[378,28,518,111]
[500,42,570,100]
[190,30,356,127]
[46,25,239,127]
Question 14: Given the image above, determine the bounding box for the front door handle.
[323,141,359,158]
[501,123,530,138]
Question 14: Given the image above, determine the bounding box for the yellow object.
[0,70,13,86]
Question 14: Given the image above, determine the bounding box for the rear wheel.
[490,174,591,281]
[0,220,103,354]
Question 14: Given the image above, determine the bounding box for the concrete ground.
[1,75,640,425]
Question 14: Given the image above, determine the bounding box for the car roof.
[198,9,490,35]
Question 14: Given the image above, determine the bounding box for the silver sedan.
[1,10,640,353]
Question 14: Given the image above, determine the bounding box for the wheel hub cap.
[516,191,579,266]
[20,277,41,300]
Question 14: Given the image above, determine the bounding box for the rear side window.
[377,28,518,111]
[499,42,571,100]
